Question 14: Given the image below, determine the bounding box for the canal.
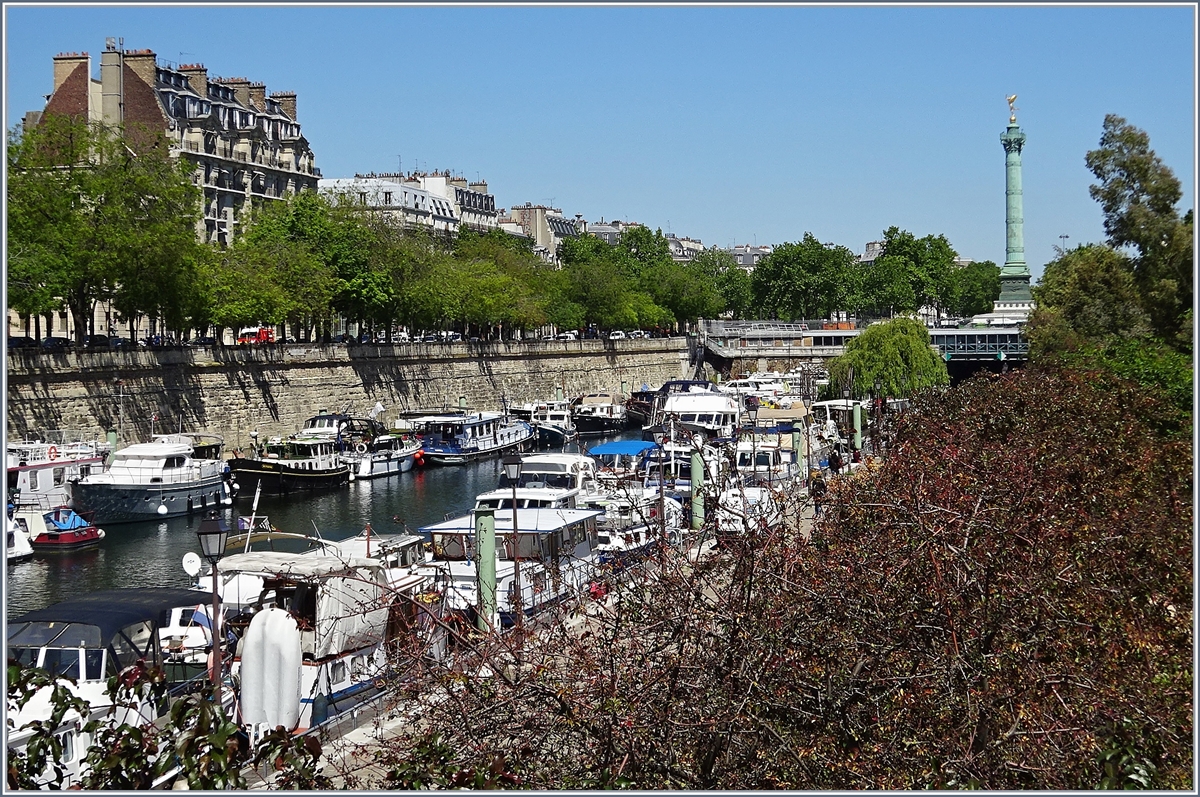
[6,434,635,618]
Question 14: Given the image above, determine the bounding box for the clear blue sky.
[4,3,1195,280]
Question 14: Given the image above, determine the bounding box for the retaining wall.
[6,338,694,449]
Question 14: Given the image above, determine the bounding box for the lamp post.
[501,455,524,632]
[1058,233,1069,253]
[195,510,229,708]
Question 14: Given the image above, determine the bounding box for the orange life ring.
[47,445,59,461]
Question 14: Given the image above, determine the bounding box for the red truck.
[237,326,276,345]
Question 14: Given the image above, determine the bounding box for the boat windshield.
[499,472,575,489]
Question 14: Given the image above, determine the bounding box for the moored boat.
[410,412,534,465]
[228,435,350,496]
[573,392,629,437]
[300,411,421,479]
[6,588,223,788]
[7,437,109,510]
[6,510,35,562]
[529,401,576,445]
[420,507,603,628]
[69,433,233,523]
[11,504,106,551]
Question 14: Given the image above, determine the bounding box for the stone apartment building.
[728,244,774,272]
[498,203,582,265]
[665,232,705,262]
[318,170,498,236]
[28,39,319,246]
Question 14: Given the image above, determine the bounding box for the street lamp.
[195,510,229,708]
[501,455,524,632]
[1058,233,1069,252]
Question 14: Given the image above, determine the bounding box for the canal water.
[5,434,636,617]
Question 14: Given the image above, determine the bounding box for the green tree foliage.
[877,226,959,313]
[6,116,203,342]
[826,316,949,398]
[751,233,857,320]
[948,259,1000,317]
[1085,115,1193,347]
[857,254,917,316]
[692,248,753,319]
[1029,244,1149,351]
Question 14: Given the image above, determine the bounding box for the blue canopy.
[588,440,659,457]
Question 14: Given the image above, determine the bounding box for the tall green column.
[999,102,1032,305]
[691,451,704,530]
[475,508,496,632]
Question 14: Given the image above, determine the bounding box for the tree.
[948,259,1000,318]
[1029,244,1149,343]
[751,233,856,320]
[877,227,959,314]
[693,248,754,319]
[6,116,203,343]
[825,316,949,398]
[1085,115,1193,347]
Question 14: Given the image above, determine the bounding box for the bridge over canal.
[697,320,1029,381]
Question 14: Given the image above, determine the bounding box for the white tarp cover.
[239,607,302,731]
[315,571,389,659]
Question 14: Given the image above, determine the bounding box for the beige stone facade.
[32,41,319,246]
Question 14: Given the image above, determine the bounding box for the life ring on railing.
[47,445,59,461]
[355,443,369,455]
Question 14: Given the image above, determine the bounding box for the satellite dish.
[182,551,202,577]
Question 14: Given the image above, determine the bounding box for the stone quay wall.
[6,338,694,450]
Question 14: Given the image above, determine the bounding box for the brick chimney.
[121,48,158,89]
[469,180,489,195]
[219,77,251,108]
[248,81,267,111]
[53,52,89,93]
[270,91,297,120]
[178,63,207,98]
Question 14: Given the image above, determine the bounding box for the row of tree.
[7,116,1000,344]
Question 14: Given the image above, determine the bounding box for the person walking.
[828,447,843,476]
[809,471,827,517]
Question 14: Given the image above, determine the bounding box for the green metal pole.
[854,400,864,451]
[792,429,803,481]
[690,450,704,530]
[475,508,496,632]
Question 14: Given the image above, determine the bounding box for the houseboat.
[420,507,603,628]
[529,401,576,446]
[228,435,350,496]
[300,411,421,479]
[573,392,628,437]
[6,588,222,788]
[474,453,603,512]
[410,412,534,465]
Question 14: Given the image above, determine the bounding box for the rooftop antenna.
[397,155,401,173]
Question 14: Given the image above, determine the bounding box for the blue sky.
[4,3,1195,280]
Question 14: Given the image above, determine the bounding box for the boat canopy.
[588,440,659,457]
[420,507,602,535]
[8,588,213,645]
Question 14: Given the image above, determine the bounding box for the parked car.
[189,335,217,347]
[608,330,627,340]
[556,331,578,341]
[6,335,39,350]
[627,330,648,339]
[109,336,133,349]
[420,333,439,343]
[41,336,73,351]
[82,334,110,349]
